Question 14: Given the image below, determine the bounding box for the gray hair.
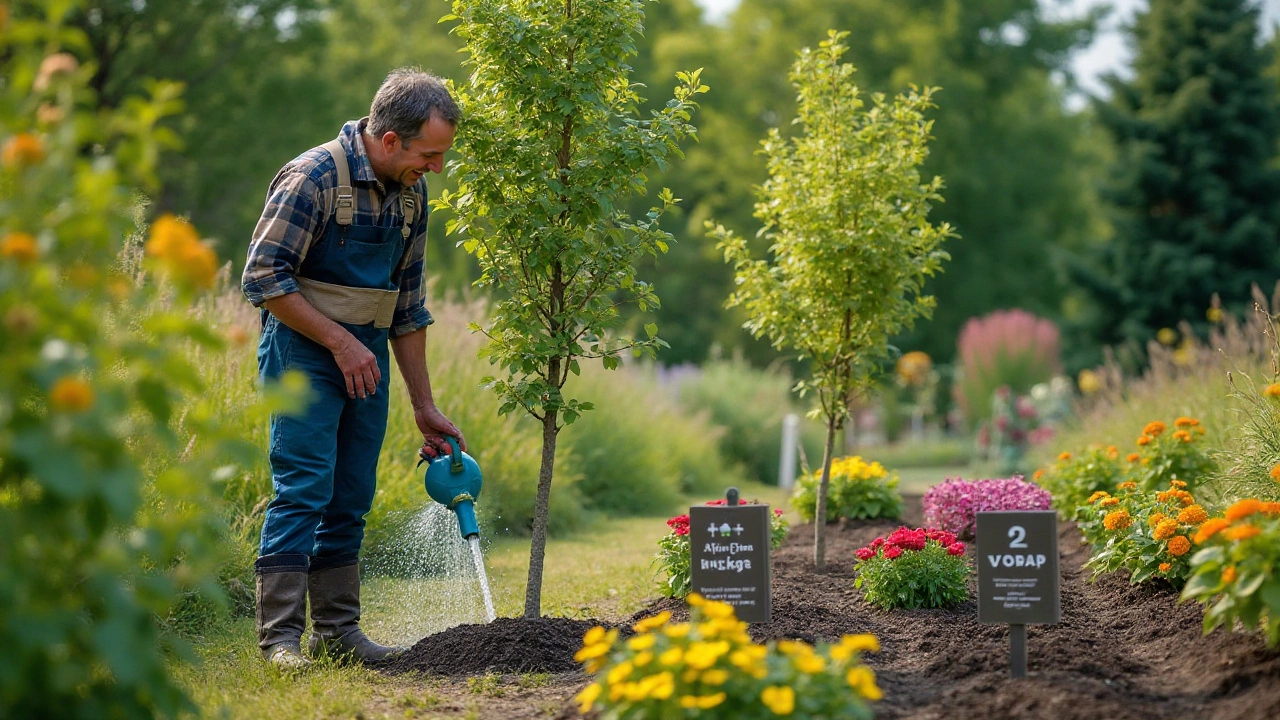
[366,68,460,142]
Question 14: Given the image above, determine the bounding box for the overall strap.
[400,191,417,240]
[320,139,354,226]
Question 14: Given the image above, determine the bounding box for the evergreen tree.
[1070,0,1280,367]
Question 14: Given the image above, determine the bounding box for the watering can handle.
[446,436,464,473]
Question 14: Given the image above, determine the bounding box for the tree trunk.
[813,417,838,569]
[524,409,560,618]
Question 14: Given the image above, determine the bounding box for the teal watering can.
[420,437,483,539]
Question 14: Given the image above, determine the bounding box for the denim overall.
[256,139,412,573]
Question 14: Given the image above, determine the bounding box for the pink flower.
[883,546,903,560]
[947,542,966,556]
[774,508,784,516]
[855,547,875,561]
[922,476,1052,539]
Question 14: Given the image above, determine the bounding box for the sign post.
[976,511,1060,678]
[689,488,772,623]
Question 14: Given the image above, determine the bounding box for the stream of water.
[469,535,497,623]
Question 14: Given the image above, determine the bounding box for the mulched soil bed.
[388,495,1280,719]
[632,494,1280,720]
[382,617,614,676]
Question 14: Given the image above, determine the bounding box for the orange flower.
[1106,445,1119,459]
[1177,505,1208,525]
[1167,535,1191,556]
[1087,491,1110,505]
[1222,566,1237,584]
[1270,464,1280,483]
[1103,510,1132,531]
[1158,562,1172,573]
[0,232,38,263]
[1173,490,1195,506]
[1224,524,1261,542]
[1175,416,1199,427]
[2,133,45,167]
[1153,519,1178,541]
[1264,502,1280,515]
[1100,497,1120,507]
[1137,435,1152,446]
[146,214,218,290]
[1265,384,1280,398]
[1194,518,1231,544]
[1143,421,1167,437]
[1170,480,1188,489]
[1033,469,1044,481]
[49,377,94,412]
[1148,513,1168,527]
[1118,481,1137,491]
[1058,452,1072,462]
[1224,499,1264,522]
[1172,430,1192,442]
[1127,453,1141,462]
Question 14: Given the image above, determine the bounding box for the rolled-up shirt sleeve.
[389,192,434,338]
[241,170,324,307]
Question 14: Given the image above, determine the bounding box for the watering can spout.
[421,437,484,540]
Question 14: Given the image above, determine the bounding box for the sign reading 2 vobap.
[977,510,1061,678]
[689,489,772,623]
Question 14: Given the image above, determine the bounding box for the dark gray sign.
[977,511,1060,625]
[689,503,771,623]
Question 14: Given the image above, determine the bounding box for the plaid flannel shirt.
[241,119,433,338]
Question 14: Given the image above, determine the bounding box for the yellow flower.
[1178,505,1208,525]
[146,214,218,290]
[649,672,675,701]
[679,693,726,709]
[1207,307,1224,323]
[1194,518,1231,544]
[1167,535,1191,556]
[663,623,690,638]
[633,610,671,633]
[633,651,653,667]
[1078,368,1102,394]
[583,626,607,646]
[2,133,45,167]
[777,640,813,657]
[1156,328,1178,346]
[659,647,683,666]
[1224,499,1264,521]
[1158,562,1172,573]
[686,593,706,607]
[1224,524,1261,542]
[793,654,826,674]
[574,683,601,713]
[607,661,633,685]
[761,685,796,715]
[838,634,880,654]
[1103,510,1132,531]
[0,232,38,263]
[49,377,94,412]
[627,634,656,651]
[1058,452,1072,461]
[684,641,729,670]
[1143,421,1167,437]
[1153,519,1178,541]
[701,669,729,685]
[1222,566,1237,584]
[701,601,736,620]
[846,666,883,700]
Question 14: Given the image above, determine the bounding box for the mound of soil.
[628,495,1280,720]
[383,617,608,676]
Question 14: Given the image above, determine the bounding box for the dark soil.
[382,617,612,676]
[386,495,1280,719]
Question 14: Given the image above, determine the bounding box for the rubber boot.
[307,561,404,664]
[255,557,311,670]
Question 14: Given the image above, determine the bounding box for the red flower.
[705,499,749,506]
[667,514,690,536]
[947,542,966,556]
[855,547,875,561]
[774,508,784,516]
[870,537,885,549]
[883,546,903,560]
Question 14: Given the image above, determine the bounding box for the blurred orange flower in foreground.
[49,377,95,412]
[1,232,38,263]
[146,214,217,290]
[2,133,45,167]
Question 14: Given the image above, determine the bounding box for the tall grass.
[1040,285,1280,506]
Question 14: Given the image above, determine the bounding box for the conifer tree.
[1070,0,1280,365]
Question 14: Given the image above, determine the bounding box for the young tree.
[1069,0,1280,367]
[436,0,705,617]
[711,31,953,568]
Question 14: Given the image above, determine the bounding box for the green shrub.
[791,456,904,522]
[1183,499,1280,648]
[675,358,824,485]
[1037,446,1131,511]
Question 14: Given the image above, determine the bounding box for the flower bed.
[575,594,881,718]
[791,455,904,523]
[1076,480,1206,586]
[853,527,970,609]
[921,476,1051,539]
[655,500,788,598]
[1183,498,1280,647]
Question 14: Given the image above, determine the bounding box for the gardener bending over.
[241,68,466,668]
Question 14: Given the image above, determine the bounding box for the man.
[241,68,465,668]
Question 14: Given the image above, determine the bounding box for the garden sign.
[976,511,1061,678]
[689,488,772,623]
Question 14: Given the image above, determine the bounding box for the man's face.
[384,115,455,187]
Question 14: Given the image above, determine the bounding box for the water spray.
[420,437,496,622]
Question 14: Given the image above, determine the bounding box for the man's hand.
[415,403,466,459]
[331,334,381,399]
